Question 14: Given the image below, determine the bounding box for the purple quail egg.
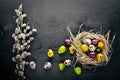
[92,39,99,46]
[64,39,71,46]
[89,52,96,58]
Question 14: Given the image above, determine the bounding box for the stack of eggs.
[81,38,104,63]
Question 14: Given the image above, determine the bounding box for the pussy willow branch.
[12,4,37,80]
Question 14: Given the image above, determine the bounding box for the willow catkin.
[67,27,114,68]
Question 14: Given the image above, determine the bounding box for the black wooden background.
[0,0,120,80]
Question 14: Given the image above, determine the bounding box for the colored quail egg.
[97,53,104,63]
[89,52,97,58]
[74,67,82,75]
[69,45,75,55]
[58,45,66,54]
[92,39,99,45]
[64,39,72,46]
[98,42,104,49]
[81,44,89,52]
[95,47,101,53]
[59,63,65,71]
[47,49,54,58]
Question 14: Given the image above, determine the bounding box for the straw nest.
[67,25,115,68]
